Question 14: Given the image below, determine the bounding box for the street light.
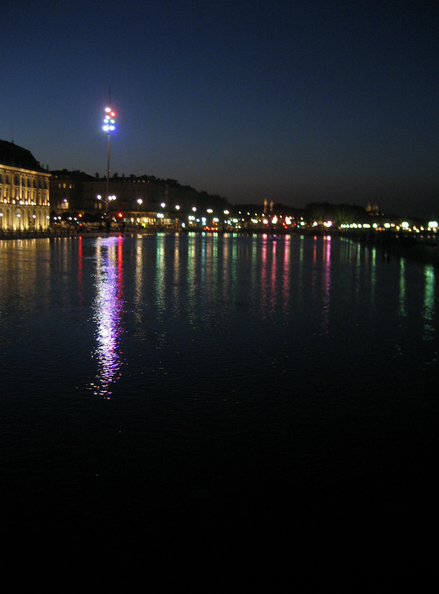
[97,194,116,210]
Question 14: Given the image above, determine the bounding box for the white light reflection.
[91,237,125,398]
[398,259,406,318]
[423,265,435,342]
[320,236,331,334]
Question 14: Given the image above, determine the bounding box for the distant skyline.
[1,0,438,218]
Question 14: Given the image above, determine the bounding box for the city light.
[102,107,116,132]
[102,99,117,214]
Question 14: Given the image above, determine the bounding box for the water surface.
[1,233,438,559]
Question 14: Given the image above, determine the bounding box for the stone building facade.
[0,140,50,231]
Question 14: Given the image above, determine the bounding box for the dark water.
[1,233,439,569]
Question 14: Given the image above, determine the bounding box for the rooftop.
[0,139,44,172]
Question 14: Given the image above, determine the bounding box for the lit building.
[0,140,50,231]
[50,169,95,213]
[49,170,233,229]
[366,200,379,213]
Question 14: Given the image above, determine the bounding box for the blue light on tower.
[103,107,116,131]
[102,105,116,213]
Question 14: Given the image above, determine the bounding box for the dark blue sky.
[2,0,438,217]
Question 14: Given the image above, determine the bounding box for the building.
[50,171,164,227]
[50,169,95,214]
[49,170,234,229]
[0,140,50,231]
[366,200,379,214]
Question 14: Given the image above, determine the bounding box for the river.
[1,232,438,570]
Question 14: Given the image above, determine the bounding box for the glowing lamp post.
[102,106,116,214]
[137,199,143,228]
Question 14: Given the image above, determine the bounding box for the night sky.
[2,0,438,218]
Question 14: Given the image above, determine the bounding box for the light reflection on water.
[423,265,436,342]
[1,234,438,377]
[65,232,439,401]
[1,233,439,549]
[90,237,125,397]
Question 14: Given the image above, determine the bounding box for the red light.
[117,212,123,218]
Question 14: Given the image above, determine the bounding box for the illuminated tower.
[102,101,116,214]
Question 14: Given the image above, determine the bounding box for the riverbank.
[350,230,439,267]
[2,226,439,268]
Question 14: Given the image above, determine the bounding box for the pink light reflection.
[91,237,125,398]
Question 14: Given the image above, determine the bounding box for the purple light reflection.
[91,237,125,398]
[320,236,332,335]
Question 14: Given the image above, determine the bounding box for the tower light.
[102,90,116,214]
